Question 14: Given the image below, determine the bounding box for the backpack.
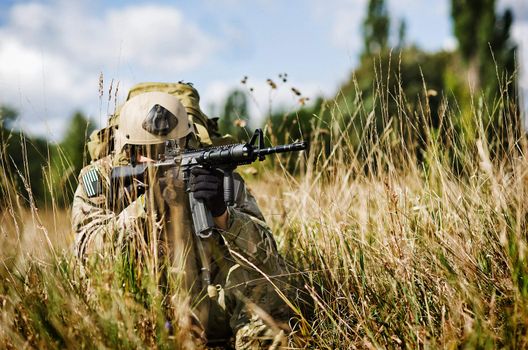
[86,113,118,161]
[87,82,235,161]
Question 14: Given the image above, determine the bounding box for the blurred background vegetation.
[0,0,520,207]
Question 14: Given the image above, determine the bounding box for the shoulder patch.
[81,167,103,198]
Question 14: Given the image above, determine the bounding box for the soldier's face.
[141,143,165,162]
[129,143,166,163]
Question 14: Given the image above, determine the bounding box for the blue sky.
[0,0,525,139]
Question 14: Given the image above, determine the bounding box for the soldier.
[72,91,295,348]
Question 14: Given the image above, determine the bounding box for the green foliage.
[219,89,250,142]
[0,106,17,129]
[396,18,407,49]
[0,106,51,206]
[450,0,519,154]
[362,0,390,57]
[266,97,326,172]
[60,112,94,174]
[268,97,325,145]
[50,111,95,206]
[0,106,94,207]
[451,0,517,93]
[1,254,175,349]
[323,0,520,165]
[335,47,455,157]
[452,0,491,61]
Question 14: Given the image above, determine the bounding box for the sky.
[0,0,526,140]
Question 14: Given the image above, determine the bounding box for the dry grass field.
[1,83,527,349]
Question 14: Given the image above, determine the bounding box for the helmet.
[114,92,193,154]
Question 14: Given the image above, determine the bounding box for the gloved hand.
[189,167,227,217]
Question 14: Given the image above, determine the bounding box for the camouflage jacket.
[72,155,283,267]
[71,154,294,346]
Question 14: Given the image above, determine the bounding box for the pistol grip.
[188,191,215,238]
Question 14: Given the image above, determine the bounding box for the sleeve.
[230,172,266,221]
[219,174,286,274]
[71,179,147,258]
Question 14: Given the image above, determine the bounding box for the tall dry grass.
[1,72,527,349]
[250,71,527,348]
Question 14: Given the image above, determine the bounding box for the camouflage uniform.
[72,153,294,348]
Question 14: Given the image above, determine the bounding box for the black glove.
[189,167,227,217]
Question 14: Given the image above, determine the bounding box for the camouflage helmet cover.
[114,91,192,153]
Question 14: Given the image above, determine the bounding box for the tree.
[51,111,95,205]
[0,105,50,206]
[336,47,455,154]
[397,18,407,49]
[268,97,325,146]
[362,0,390,57]
[61,111,94,173]
[0,106,18,130]
[219,90,250,142]
[451,0,517,92]
[266,97,325,172]
[451,0,518,152]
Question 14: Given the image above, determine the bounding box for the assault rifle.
[110,129,308,237]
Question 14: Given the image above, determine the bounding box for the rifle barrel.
[254,141,308,157]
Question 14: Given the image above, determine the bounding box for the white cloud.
[0,1,217,139]
[331,8,364,52]
[104,5,216,72]
[311,0,366,53]
[202,81,233,113]
[442,36,457,51]
[3,2,215,73]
